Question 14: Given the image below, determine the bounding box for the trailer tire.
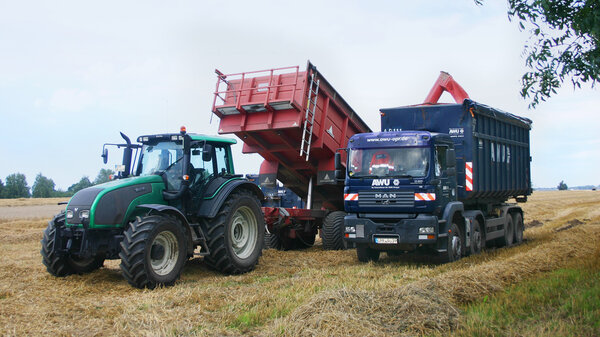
[497,214,514,247]
[204,189,265,274]
[441,222,463,263]
[356,244,380,262]
[119,214,188,289]
[513,213,524,244]
[322,211,347,250]
[469,218,483,255]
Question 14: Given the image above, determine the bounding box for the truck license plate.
[375,237,398,244]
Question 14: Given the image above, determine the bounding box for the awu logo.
[371,179,390,186]
[375,193,396,199]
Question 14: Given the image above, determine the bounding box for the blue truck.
[338,93,532,262]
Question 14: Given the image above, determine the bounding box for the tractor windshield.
[348,147,430,178]
[138,141,184,179]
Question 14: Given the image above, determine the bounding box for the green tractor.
[41,128,265,289]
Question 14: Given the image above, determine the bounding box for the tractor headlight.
[66,210,74,219]
[419,227,435,234]
[80,210,90,219]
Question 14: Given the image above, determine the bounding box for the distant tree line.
[0,169,114,199]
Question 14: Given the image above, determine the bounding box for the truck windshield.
[348,147,430,178]
[137,141,183,177]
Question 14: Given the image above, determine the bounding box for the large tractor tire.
[356,244,380,262]
[41,212,105,276]
[440,222,463,263]
[322,211,348,250]
[204,189,265,274]
[119,214,188,289]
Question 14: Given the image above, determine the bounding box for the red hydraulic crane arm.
[423,71,470,105]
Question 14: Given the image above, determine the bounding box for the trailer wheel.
[322,211,347,250]
[469,218,483,255]
[356,244,380,262]
[119,215,188,289]
[41,212,72,277]
[513,213,524,244]
[441,222,463,263]
[497,214,514,247]
[204,189,265,274]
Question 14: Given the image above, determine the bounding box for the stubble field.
[0,191,599,336]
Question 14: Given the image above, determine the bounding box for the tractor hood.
[65,175,166,228]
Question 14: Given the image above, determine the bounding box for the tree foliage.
[0,179,4,198]
[94,168,114,185]
[3,173,30,198]
[479,0,600,108]
[68,177,93,194]
[32,173,56,198]
[558,180,569,190]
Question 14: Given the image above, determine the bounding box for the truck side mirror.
[447,149,456,167]
[334,152,344,180]
[202,143,213,162]
[101,148,108,164]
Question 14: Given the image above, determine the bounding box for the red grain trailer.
[212,61,371,249]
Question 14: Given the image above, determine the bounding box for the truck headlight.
[345,226,356,233]
[80,210,90,219]
[66,210,74,219]
[419,227,435,234]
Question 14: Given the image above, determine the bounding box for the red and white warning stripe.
[344,193,358,201]
[414,193,436,201]
[465,161,473,191]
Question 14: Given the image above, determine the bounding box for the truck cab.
[342,130,461,261]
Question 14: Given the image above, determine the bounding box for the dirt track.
[0,191,599,336]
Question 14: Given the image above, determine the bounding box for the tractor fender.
[137,204,194,255]
[197,179,264,219]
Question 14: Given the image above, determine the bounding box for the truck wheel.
[322,211,347,250]
[497,214,514,247]
[513,213,524,244]
[41,212,72,277]
[442,222,463,263]
[119,215,188,289]
[356,244,380,262]
[469,218,483,255]
[204,189,265,274]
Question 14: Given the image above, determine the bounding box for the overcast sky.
[1,1,598,190]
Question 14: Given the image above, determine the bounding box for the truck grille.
[358,191,414,208]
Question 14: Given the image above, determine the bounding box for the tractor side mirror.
[447,149,456,167]
[202,143,213,162]
[101,148,108,164]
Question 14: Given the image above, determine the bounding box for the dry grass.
[0,197,69,207]
[0,191,599,336]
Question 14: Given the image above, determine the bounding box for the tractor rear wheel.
[322,211,347,250]
[204,189,265,274]
[119,214,188,289]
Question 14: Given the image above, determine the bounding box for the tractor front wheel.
[119,215,188,289]
[204,189,265,274]
[41,212,105,276]
[322,211,348,250]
